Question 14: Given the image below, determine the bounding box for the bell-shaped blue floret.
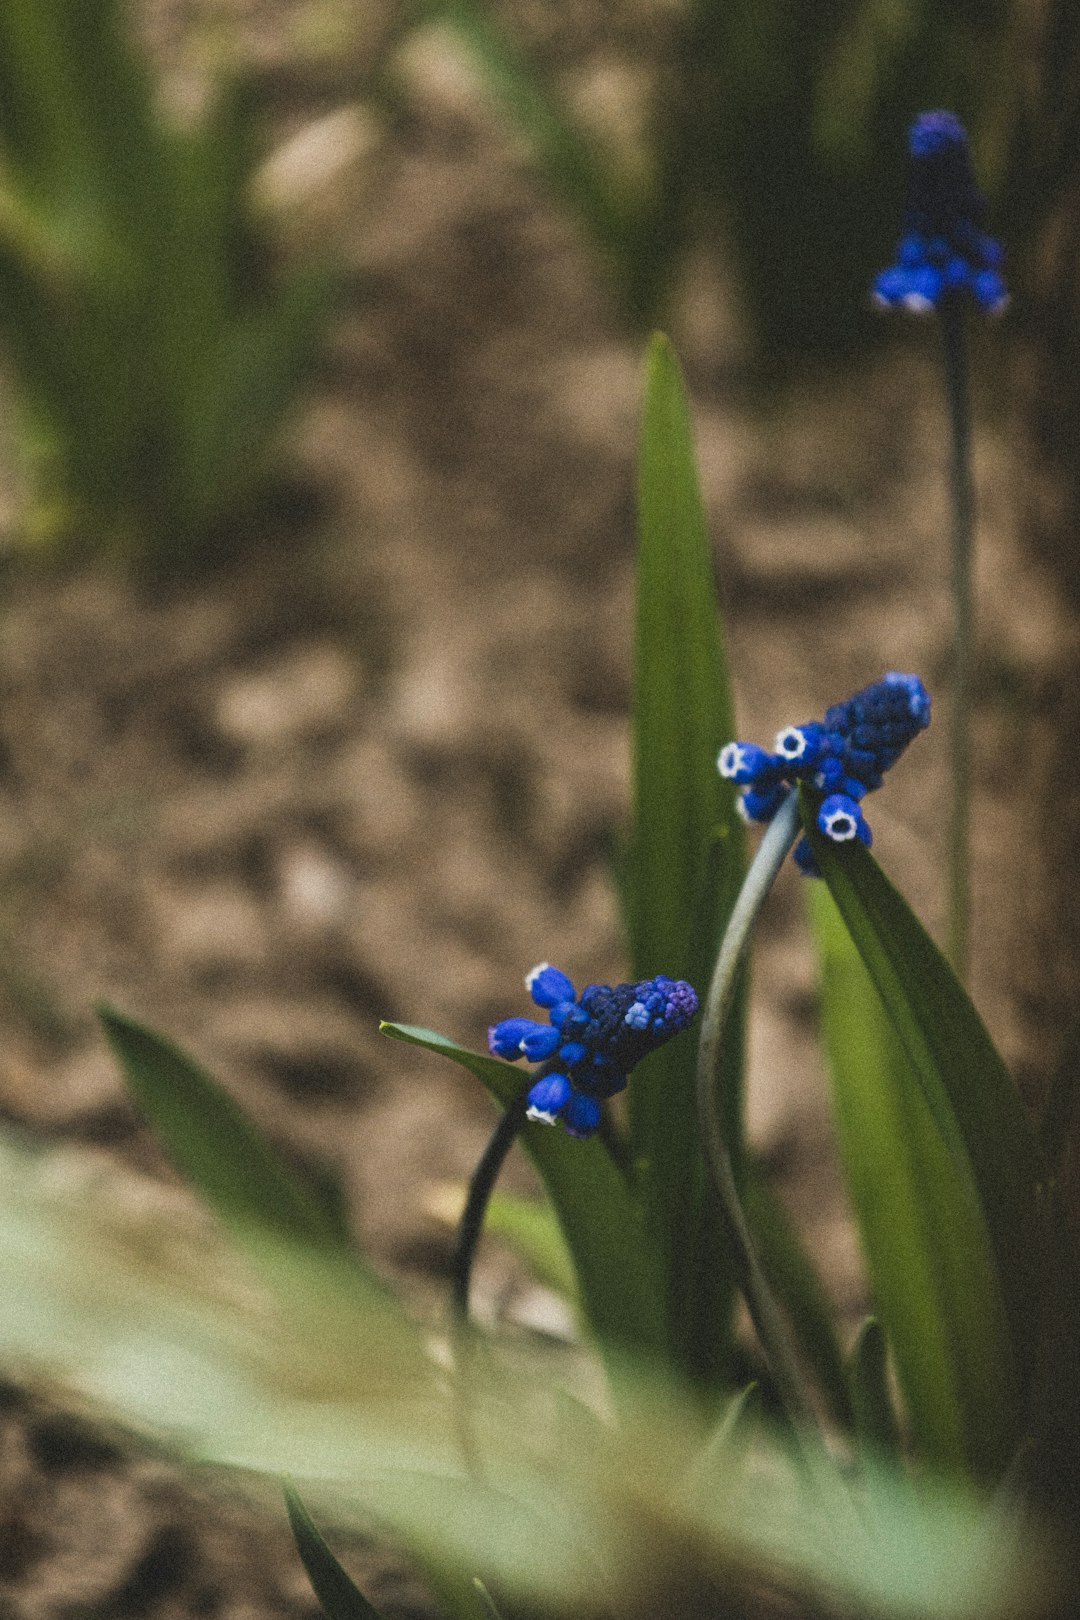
[563,1091,603,1138]
[520,1023,563,1060]
[738,783,787,824]
[818,794,862,842]
[874,111,1007,317]
[526,1072,572,1126]
[717,740,777,784]
[488,1017,540,1059]
[774,722,825,767]
[526,962,576,1009]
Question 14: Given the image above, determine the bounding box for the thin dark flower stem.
[451,1084,532,1325]
[939,296,974,983]
[695,789,819,1436]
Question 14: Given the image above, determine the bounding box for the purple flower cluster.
[489,964,698,1137]
[873,111,1007,316]
[718,672,931,877]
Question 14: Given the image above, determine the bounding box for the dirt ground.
[0,6,1074,1616]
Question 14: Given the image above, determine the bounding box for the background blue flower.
[874,112,1007,316]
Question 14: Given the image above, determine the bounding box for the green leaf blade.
[627,333,745,1382]
[99,1004,349,1258]
[483,1188,580,1307]
[101,1004,431,1390]
[284,1482,388,1620]
[846,1318,903,1466]
[812,884,1012,1473]
[432,1,634,273]
[802,807,1047,1466]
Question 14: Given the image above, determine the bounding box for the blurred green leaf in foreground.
[0,1126,1056,1620]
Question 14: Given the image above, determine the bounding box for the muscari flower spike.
[718,671,930,877]
[488,963,698,1137]
[874,111,1007,316]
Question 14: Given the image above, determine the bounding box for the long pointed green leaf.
[627,332,745,1382]
[471,1578,506,1620]
[801,804,1046,1430]
[810,882,1014,1474]
[426,1,634,271]
[100,1005,429,1388]
[380,1023,665,1357]
[683,1381,760,1502]
[846,1318,903,1466]
[100,1005,352,1256]
[284,1482,388,1620]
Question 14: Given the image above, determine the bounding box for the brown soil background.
[0,4,1075,1616]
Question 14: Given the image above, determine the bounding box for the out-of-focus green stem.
[451,1085,531,1325]
[695,789,817,1433]
[939,297,974,984]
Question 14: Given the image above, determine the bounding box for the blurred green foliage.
[0,333,1075,1617]
[0,0,1049,575]
[0,1121,1055,1620]
[0,0,334,566]
[428,0,1020,367]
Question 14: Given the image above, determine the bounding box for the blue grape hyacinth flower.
[874,111,1007,316]
[718,672,930,877]
[488,963,698,1136]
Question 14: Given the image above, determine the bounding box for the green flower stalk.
[874,111,1007,981]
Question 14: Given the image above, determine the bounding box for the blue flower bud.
[526,962,576,1008]
[819,794,862,842]
[944,254,969,289]
[814,755,845,791]
[971,269,1008,313]
[738,783,787,823]
[883,670,932,727]
[488,1017,539,1059]
[623,999,651,1031]
[774,722,825,767]
[563,1092,603,1138]
[526,1072,572,1125]
[844,746,878,777]
[520,1023,563,1060]
[717,740,778,783]
[874,112,1006,317]
[793,837,821,878]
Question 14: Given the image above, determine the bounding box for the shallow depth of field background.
[1,0,1078,1613]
